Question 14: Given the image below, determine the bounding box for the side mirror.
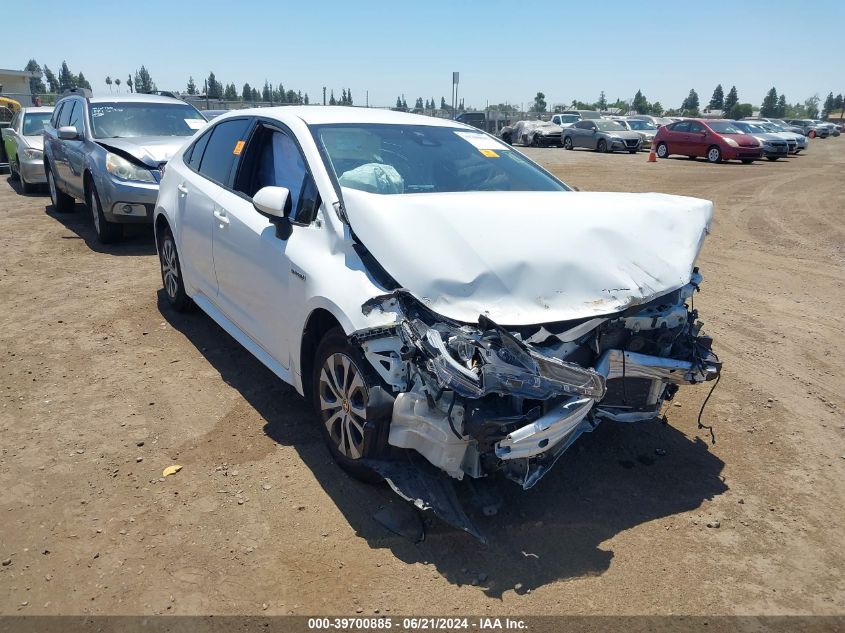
[253,186,293,240]
[253,186,290,219]
[58,126,79,141]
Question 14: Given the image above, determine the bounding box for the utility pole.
[204,79,209,110]
[323,86,326,106]
[366,90,369,108]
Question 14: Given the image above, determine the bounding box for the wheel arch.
[299,307,345,400]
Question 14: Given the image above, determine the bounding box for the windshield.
[311,124,568,195]
[733,122,762,133]
[626,119,656,131]
[560,115,579,123]
[707,121,743,134]
[595,120,625,131]
[22,112,52,136]
[88,102,206,139]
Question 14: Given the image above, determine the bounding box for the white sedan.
[154,106,721,536]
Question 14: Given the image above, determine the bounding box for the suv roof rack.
[61,87,92,98]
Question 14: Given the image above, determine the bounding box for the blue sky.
[6,0,843,108]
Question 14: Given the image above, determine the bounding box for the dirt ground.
[1,139,843,617]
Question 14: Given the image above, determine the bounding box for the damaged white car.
[154,107,721,538]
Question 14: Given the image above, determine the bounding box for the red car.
[653,119,763,163]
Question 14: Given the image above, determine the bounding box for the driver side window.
[235,125,320,223]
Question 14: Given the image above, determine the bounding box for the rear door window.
[185,128,213,170]
[687,121,704,133]
[671,121,691,133]
[197,118,253,187]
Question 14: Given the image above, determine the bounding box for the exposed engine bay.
[351,270,720,504]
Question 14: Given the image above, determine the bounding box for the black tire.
[502,132,512,145]
[86,179,123,244]
[706,145,722,163]
[158,224,192,312]
[531,134,542,148]
[597,139,607,153]
[9,158,20,181]
[628,149,637,154]
[741,159,754,164]
[563,136,573,150]
[46,163,75,213]
[312,328,384,483]
[656,142,668,158]
[766,156,779,161]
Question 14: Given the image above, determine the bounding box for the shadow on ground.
[159,291,727,598]
[39,195,157,256]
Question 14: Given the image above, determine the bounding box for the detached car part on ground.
[154,107,721,540]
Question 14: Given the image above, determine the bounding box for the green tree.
[187,76,197,95]
[329,90,337,105]
[303,93,309,105]
[42,65,59,93]
[732,103,754,119]
[681,89,700,115]
[414,97,423,110]
[530,91,547,112]
[723,86,738,115]
[77,72,92,91]
[822,92,835,117]
[59,62,75,91]
[708,84,724,110]
[134,66,155,93]
[25,60,47,94]
[251,87,259,101]
[776,94,787,118]
[285,90,297,103]
[804,94,820,119]
[597,90,607,111]
[224,83,238,100]
[206,72,221,99]
[631,89,649,114]
[114,77,121,93]
[650,101,664,116]
[277,84,286,103]
[341,88,348,105]
[105,76,113,93]
[760,87,779,117]
[262,81,271,102]
[242,83,252,101]
[347,89,353,106]
[441,96,448,110]
[126,74,133,93]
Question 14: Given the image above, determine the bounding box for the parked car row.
[2,98,726,537]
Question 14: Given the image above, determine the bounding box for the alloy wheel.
[707,147,721,163]
[657,143,668,158]
[318,353,367,460]
[160,236,180,300]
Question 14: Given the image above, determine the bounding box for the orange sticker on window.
[233,140,245,155]
[479,148,499,158]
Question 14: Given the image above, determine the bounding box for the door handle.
[213,209,229,225]
[177,183,188,195]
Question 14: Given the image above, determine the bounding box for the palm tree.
[105,76,113,93]
[114,77,121,94]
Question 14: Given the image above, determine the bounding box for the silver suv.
[43,89,206,243]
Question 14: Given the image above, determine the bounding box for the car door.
[569,120,587,147]
[50,100,73,185]
[177,117,253,300]
[2,111,20,165]
[211,122,320,369]
[64,100,87,198]
[666,121,690,154]
[581,120,598,149]
[685,121,708,156]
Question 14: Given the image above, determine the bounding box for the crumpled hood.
[96,136,189,166]
[343,189,713,325]
[22,135,44,152]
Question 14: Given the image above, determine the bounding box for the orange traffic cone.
[647,144,657,162]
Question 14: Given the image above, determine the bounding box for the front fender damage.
[354,283,721,539]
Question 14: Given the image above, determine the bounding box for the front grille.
[624,139,639,147]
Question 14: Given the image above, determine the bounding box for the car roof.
[85,93,190,105]
[21,106,54,114]
[213,105,474,129]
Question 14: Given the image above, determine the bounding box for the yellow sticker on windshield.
[479,149,499,158]
[233,140,245,155]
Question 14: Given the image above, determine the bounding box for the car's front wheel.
[706,146,722,163]
[563,136,573,150]
[46,163,75,213]
[312,328,383,483]
[158,225,192,312]
[87,180,123,243]
[766,156,779,161]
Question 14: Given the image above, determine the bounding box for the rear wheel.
[86,180,123,243]
[656,142,668,158]
[46,163,75,213]
[808,130,816,138]
[706,146,722,163]
[312,328,383,483]
[597,139,607,153]
[766,156,779,161]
